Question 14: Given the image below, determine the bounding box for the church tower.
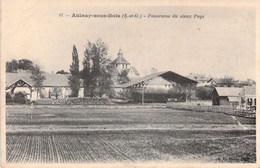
[112,48,130,72]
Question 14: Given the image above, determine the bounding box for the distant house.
[212,87,242,107]
[208,78,239,87]
[187,73,211,87]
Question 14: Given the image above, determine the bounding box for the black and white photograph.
[1,0,259,167]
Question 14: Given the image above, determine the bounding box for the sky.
[2,1,256,80]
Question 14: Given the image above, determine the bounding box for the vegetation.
[30,65,46,99]
[118,70,130,84]
[56,70,69,74]
[195,86,214,100]
[82,39,113,97]
[6,59,34,72]
[68,45,80,97]
[6,108,256,163]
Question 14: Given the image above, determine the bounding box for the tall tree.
[30,65,46,99]
[82,39,113,97]
[68,45,80,97]
[82,45,92,97]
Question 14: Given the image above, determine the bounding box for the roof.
[43,73,70,87]
[6,71,70,88]
[112,56,130,65]
[112,49,130,65]
[188,73,209,82]
[120,71,198,88]
[6,71,34,87]
[214,87,242,97]
[128,66,139,75]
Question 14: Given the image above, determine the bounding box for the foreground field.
[6,107,256,163]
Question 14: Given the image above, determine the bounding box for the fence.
[166,102,256,119]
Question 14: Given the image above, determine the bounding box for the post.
[30,87,32,102]
[142,87,144,105]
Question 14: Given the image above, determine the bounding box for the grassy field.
[6,107,256,163]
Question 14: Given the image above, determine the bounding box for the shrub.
[13,92,27,104]
[195,86,214,100]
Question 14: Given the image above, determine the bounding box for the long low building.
[5,71,85,100]
[118,71,198,102]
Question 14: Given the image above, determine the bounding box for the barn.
[120,71,198,103]
[212,87,242,107]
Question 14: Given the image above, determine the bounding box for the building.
[187,73,211,87]
[212,86,256,109]
[6,70,74,101]
[240,86,256,110]
[120,71,198,102]
[212,87,242,107]
[207,78,239,87]
[111,48,140,83]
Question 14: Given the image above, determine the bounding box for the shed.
[212,87,242,107]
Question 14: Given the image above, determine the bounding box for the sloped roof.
[112,56,130,65]
[214,87,242,97]
[6,71,34,87]
[128,66,139,75]
[43,73,70,87]
[120,71,198,88]
[6,71,70,88]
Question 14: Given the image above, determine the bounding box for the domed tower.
[112,48,130,72]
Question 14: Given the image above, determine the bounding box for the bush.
[13,92,27,104]
[6,93,13,104]
[195,86,214,100]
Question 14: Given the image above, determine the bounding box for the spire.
[118,48,122,55]
[118,48,123,62]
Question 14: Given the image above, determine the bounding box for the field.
[6,107,256,163]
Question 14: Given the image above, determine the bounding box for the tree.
[118,70,130,84]
[18,59,34,70]
[56,70,69,74]
[68,45,80,97]
[6,59,19,72]
[195,86,214,100]
[30,65,46,99]
[82,39,113,97]
[219,76,237,87]
[6,59,35,72]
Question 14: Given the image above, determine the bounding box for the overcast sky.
[3,1,256,80]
